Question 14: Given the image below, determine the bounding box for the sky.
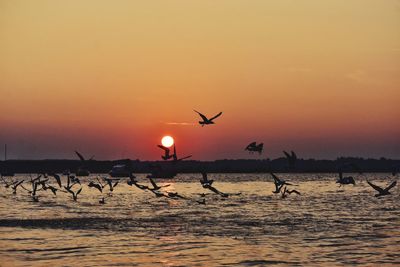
[0,0,399,160]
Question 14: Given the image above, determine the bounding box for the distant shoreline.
[1,158,399,174]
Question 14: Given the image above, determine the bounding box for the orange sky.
[1,0,399,160]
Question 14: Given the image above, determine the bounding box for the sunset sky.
[1,0,399,160]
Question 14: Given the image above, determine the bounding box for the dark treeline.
[1,157,399,174]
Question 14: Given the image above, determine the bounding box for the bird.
[202,183,228,197]
[200,172,214,187]
[52,174,62,188]
[64,175,78,191]
[172,144,192,161]
[283,150,297,169]
[270,173,293,194]
[148,178,170,191]
[281,186,300,198]
[367,180,397,197]
[336,171,356,186]
[66,187,82,201]
[42,184,58,195]
[245,142,264,154]
[11,180,24,195]
[157,145,174,160]
[194,110,222,126]
[88,181,104,193]
[104,178,119,192]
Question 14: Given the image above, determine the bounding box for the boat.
[109,164,132,177]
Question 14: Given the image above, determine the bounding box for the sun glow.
[161,136,174,148]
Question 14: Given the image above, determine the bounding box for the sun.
[161,135,174,148]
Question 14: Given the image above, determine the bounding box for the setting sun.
[161,136,174,148]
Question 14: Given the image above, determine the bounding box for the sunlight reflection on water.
[0,173,399,266]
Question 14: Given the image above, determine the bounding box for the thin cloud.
[164,122,196,126]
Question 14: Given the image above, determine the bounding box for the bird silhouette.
[157,145,174,160]
[283,151,297,169]
[194,110,222,126]
[270,173,293,194]
[200,172,214,187]
[66,187,82,201]
[148,178,170,191]
[245,142,264,154]
[367,180,397,197]
[172,144,192,161]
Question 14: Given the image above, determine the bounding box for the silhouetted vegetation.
[1,157,399,174]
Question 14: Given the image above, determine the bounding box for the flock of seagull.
[0,109,398,205]
[0,155,397,206]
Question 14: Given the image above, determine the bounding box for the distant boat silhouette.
[245,142,263,154]
[109,164,132,177]
[194,110,222,126]
[367,180,397,197]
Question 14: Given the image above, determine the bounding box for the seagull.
[172,144,192,161]
[11,180,24,195]
[283,150,297,169]
[104,178,119,192]
[245,142,264,154]
[52,174,62,188]
[42,184,59,195]
[202,183,228,197]
[270,173,293,194]
[64,175,79,191]
[336,171,356,186]
[66,187,82,201]
[367,180,397,197]
[281,186,301,199]
[148,178,170,191]
[88,181,104,193]
[157,145,174,160]
[194,110,222,127]
[200,172,214,187]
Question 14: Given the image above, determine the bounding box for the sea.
[0,173,399,266]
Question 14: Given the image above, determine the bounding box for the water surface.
[0,173,399,266]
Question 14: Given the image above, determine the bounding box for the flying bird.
[172,144,192,161]
[194,110,222,126]
[148,178,170,191]
[270,173,293,194]
[283,150,297,170]
[200,172,214,187]
[157,145,174,160]
[245,142,264,154]
[66,187,83,201]
[52,174,62,188]
[367,180,397,197]
[336,171,356,186]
